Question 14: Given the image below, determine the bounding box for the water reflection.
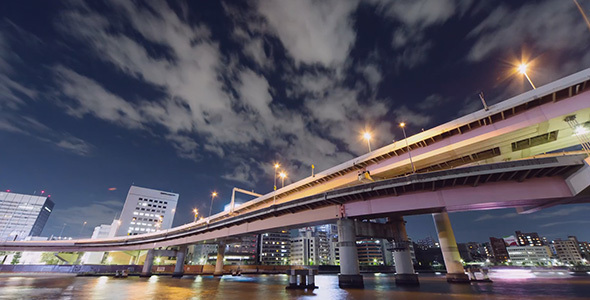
[0,273,589,299]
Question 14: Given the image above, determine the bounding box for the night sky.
[1,0,589,243]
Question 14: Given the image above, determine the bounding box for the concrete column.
[172,245,187,278]
[389,216,419,285]
[432,212,469,283]
[140,249,155,277]
[337,218,364,288]
[214,242,226,276]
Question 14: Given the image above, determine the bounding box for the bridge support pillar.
[389,216,419,285]
[214,242,226,276]
[140,249,155,277]
[172,245,187,278]
[432,212,469,283]
[337,218,364,288]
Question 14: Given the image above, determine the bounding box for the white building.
[115,186,178,236]
[506,246,551,266]
[80,219,120,264]
[290,234,318,265]
[0,191,54,241]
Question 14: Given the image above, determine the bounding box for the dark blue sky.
[1,0,589,242]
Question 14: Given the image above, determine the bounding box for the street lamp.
[363,132,372,152]
[399,122,416,174]
[273,163,280,204]
[208,192,217,221]
[78,221,87,237]
[518,63,536,89]
[193,208,199,222]
[279,171,287,188]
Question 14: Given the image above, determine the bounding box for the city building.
[515,231,543,246]
[489,237,509,263]
[189,243,218,265]
[224,235,258,265]
[0,191,54,241]
[80,219,120,264]
[506,246,551,266]
[357,238,385,265]
[115,186,178,236]
[290,231,318,265]
[259,231,290,265]
[552,237,584,264]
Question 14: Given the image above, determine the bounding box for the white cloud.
[467,0,590,86]
[54,66,143,129]
[370,0,471,69]
[257,0,360,67]
[48,0,398,187]
[474,211,518,222]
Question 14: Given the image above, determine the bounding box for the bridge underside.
[2,154,588,252]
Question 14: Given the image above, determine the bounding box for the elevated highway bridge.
[1,67,590,287]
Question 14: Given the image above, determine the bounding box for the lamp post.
[208,192,217,221]
[363,132,372,152]
[193,208,199,222]
[279,171,287,188]
[518,63,536,89]
[399,122,416,174]
[273,163,280,205]
[78,221,87,237]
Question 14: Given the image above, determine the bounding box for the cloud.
[0,113,94,157]
[539,220,590,228]
[391,106,432,128]
[370,0,472,69]
[530,206,590,219]
[467,0,590,87]
[42,0,401,187]
[256,0,360,67]
[54,66,144,129]
[474,212,518,222]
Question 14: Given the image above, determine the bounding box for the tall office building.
[552,237,584,264]
[115,186,179,236]
[489,237,509,262]
[357,238,386,265]
[259,231,291,265]
[0,191,54,241]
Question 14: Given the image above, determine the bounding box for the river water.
[0,273,589,299]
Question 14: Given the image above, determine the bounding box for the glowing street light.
[518,63,536,89]
[279,171,287,188]
[399,122,416,174]
[208,192,217,221]
[273,163,280,204]
[78,221,87,237]
[363,132,372,152]
[193,208,199,222]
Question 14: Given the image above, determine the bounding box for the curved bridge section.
[1,153,588,252]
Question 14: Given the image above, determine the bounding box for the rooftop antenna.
[479,92,489,111]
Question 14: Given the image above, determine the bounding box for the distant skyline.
[1,0,590,241]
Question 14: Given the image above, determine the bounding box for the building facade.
[80,219,120,264]
[515,231,543,246]
[115,186,178,236]
[489,237,509,263]
[552,237,584,264]
[0,191,54,241]
[357,238,386,265]
[506,246,551,266]
[259,231,291,265]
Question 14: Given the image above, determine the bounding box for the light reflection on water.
[0,273,588,300]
